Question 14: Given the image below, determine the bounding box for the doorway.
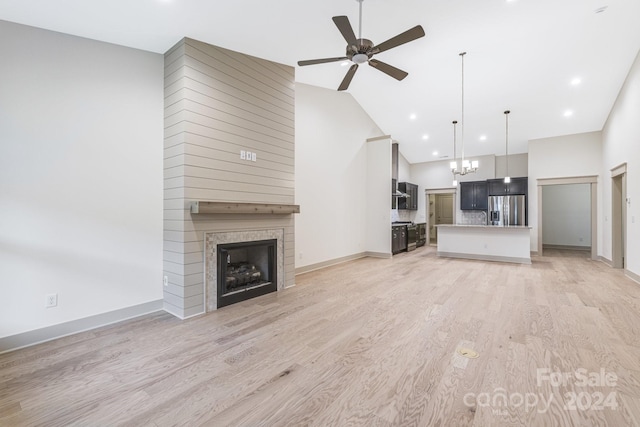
[541,183,591,253]
[426,189,456,245]
[537,176,598,259]
[611,164,627,269]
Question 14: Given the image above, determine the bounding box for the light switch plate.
[240,150,246,160]
[251,152,257,162]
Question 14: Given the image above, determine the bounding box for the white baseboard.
[626,269,640,285]
[365,251,392,259]
[437,251,531,265]
[596,257,639,284]
[543,244,591,251]
[0,299,163,354]
[295,251,393,275]
[598,256,613,267]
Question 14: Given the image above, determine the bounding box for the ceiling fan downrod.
[357,0,363,41]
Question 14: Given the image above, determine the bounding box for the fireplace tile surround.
[205,228,285,311]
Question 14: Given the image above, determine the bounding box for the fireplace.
[217,239,277,308]
[205,228,285,311]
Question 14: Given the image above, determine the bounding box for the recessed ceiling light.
[564,110,574,117]
[479,135,487,141]
[422,134,429,140]
[571,77,582,86]
[409,114,417,120]
[432,151,438,156]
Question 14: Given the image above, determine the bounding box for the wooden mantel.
[190,201,300,215]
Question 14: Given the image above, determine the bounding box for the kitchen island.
[436,224,532,264]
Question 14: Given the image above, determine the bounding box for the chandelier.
[450,51,478,186]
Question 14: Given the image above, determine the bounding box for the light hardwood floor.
[2,246,640,426]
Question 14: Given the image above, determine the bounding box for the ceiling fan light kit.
[297,0,425,91]
[352,53,369,64]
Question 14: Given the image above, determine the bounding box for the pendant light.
[451,52,478,180]
[451,120,458,186]
[504,110,511,184]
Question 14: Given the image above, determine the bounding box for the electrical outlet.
[163,276,169,287]
[299,252,303,260]
[46,293,58,308]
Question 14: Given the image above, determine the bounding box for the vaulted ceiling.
[2,0,639,163]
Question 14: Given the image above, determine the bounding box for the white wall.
[0,21,164,338]
[528,132,603,252]
[542,184,591,247]
[602,49,640,275]
[495,153,528,179]
[393,149,415,222]
[398,150,411,182]
[411,155,496,224]
[295,83,385,268]
[367,138,392,255]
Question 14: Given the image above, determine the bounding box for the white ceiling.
[2,0,639,164]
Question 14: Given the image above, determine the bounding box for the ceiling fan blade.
[372,25,425,54]
[332,16,358,47]
[298,57,349,66]
[338,64,358,91]
[368,59,408,81]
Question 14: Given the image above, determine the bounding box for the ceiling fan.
[298,0,425,91]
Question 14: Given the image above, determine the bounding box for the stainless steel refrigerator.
[488,195,526,226]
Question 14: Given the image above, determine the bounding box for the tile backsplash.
[391,209,413,223]
[460,210,488,225]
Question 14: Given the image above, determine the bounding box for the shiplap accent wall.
[163,38,296,318]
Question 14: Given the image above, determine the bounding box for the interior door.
[437,194,454,225]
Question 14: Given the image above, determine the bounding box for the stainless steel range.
[392,221,417,252]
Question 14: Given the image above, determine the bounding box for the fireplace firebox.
[216,239,277,308]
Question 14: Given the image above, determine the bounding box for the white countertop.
[435,224,531,229]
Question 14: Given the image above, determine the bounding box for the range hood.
[393,188,410,198]
[392,143,410,198]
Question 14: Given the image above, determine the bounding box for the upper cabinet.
[488,177,528,196]
[398,182,418,210]
[460,180,488,210]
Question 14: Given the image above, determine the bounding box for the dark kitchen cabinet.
[398,182,418,210]
[392,225,407,254]
[415,223,427,247]
[460,180,488,210]
[488,177,528,196]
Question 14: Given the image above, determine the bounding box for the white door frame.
[611,163,627,269]
[425,188,457,245]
